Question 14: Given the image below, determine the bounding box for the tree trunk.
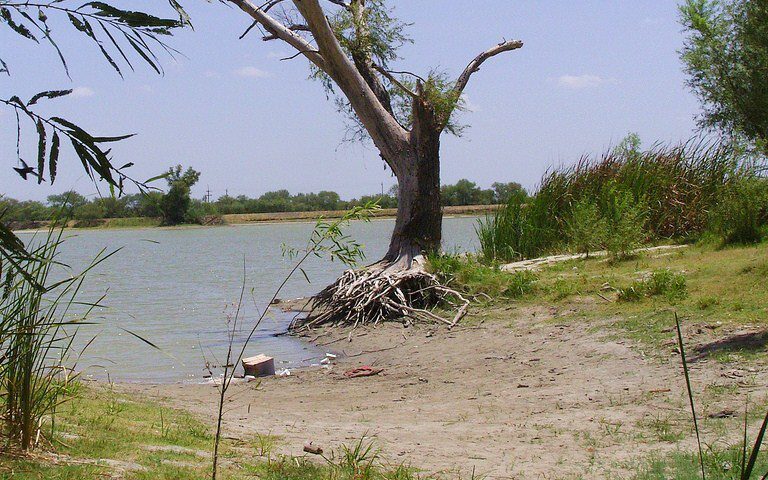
[384,95,442,265]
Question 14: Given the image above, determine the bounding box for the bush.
[709,177,768,244]
[618,269,687,302]
[476,190,560,263]
[601,185,647,260]
[566,198,606,257]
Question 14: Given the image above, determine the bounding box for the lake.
[19,216,482,383]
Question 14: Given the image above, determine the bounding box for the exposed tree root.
[290,256,470,331]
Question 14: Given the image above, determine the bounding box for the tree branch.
[292,0,409,168]
[372,64,417,99]
[262,23,310,40]
[454,39,523,95]
[228,0,327,70]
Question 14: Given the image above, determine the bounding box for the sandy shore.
[118,302,767,479]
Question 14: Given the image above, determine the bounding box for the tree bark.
[384,92,442,264]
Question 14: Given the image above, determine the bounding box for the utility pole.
[204,186,212,203]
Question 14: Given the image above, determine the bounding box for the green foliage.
[709,177,768,244]
[566,198,606,257]
[441,179,494,206]
[600,185,647,260]
[680,0,768,153]
[159,165,201,225]
[617,269,688,302]
[476,189,555,262]
[477,136,757,263]
[428,253,537,299]
[1,177,510,225]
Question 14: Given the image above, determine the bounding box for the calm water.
[19,217,481,383]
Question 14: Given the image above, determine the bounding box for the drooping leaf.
[86,2,180,29]
[35,119,46,184]
[28,89,73,106]
[0,7,38,42]
[144,171,172,184]
[49,131,60,184]
[123,32,161,74]
[168,0,192,27]
[92,134,135,143]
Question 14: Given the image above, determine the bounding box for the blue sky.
[1,1,701,201]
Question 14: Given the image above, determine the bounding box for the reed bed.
[478,140,767,263]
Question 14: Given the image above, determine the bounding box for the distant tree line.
[1,176,524,225]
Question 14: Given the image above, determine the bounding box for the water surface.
[20,217,481,383]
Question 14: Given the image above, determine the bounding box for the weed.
[618,269,687,302]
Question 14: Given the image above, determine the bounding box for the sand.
[120,304,767,479]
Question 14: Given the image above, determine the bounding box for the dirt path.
[121,306,768,479]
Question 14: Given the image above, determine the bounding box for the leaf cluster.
[680,0,768,152]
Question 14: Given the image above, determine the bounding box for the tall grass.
[0,226,112,451]
[479,139,764,263]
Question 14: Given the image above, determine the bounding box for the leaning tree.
[229,0,523,327]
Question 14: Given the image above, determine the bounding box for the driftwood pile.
[290,257,469,331]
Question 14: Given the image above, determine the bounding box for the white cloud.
[234,66,269,78]
[203,70,220,79]
[556,74,616,89]
[71,86,95,98]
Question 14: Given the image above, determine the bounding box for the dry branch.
[291,256,470,330]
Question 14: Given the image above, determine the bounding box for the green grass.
[101,217,162,229]
[432,240,768,358]
[632,443,768,480]
[0,386,440,480]
[617,269,688,302]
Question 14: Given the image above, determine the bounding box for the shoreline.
[10,204,498,233]
[117,308,767,478]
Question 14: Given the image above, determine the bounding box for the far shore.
[10,204,500,233]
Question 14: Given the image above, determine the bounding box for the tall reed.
[478,139,760,263]
[1,226,112,451]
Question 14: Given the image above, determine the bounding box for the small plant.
[696,296,720,310]
[601,185,647,261]
[618,269,687,302]
[428,253,537,300]
[566,198,607,257]
[709,177,768,245]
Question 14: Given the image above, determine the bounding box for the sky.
[0,1,702,202]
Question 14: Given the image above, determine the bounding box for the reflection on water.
[19,217,481,383]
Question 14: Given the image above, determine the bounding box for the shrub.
[708,177,768,244]
[566,198,607,257]
[476,190,560,263]
[601,185,647,260]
